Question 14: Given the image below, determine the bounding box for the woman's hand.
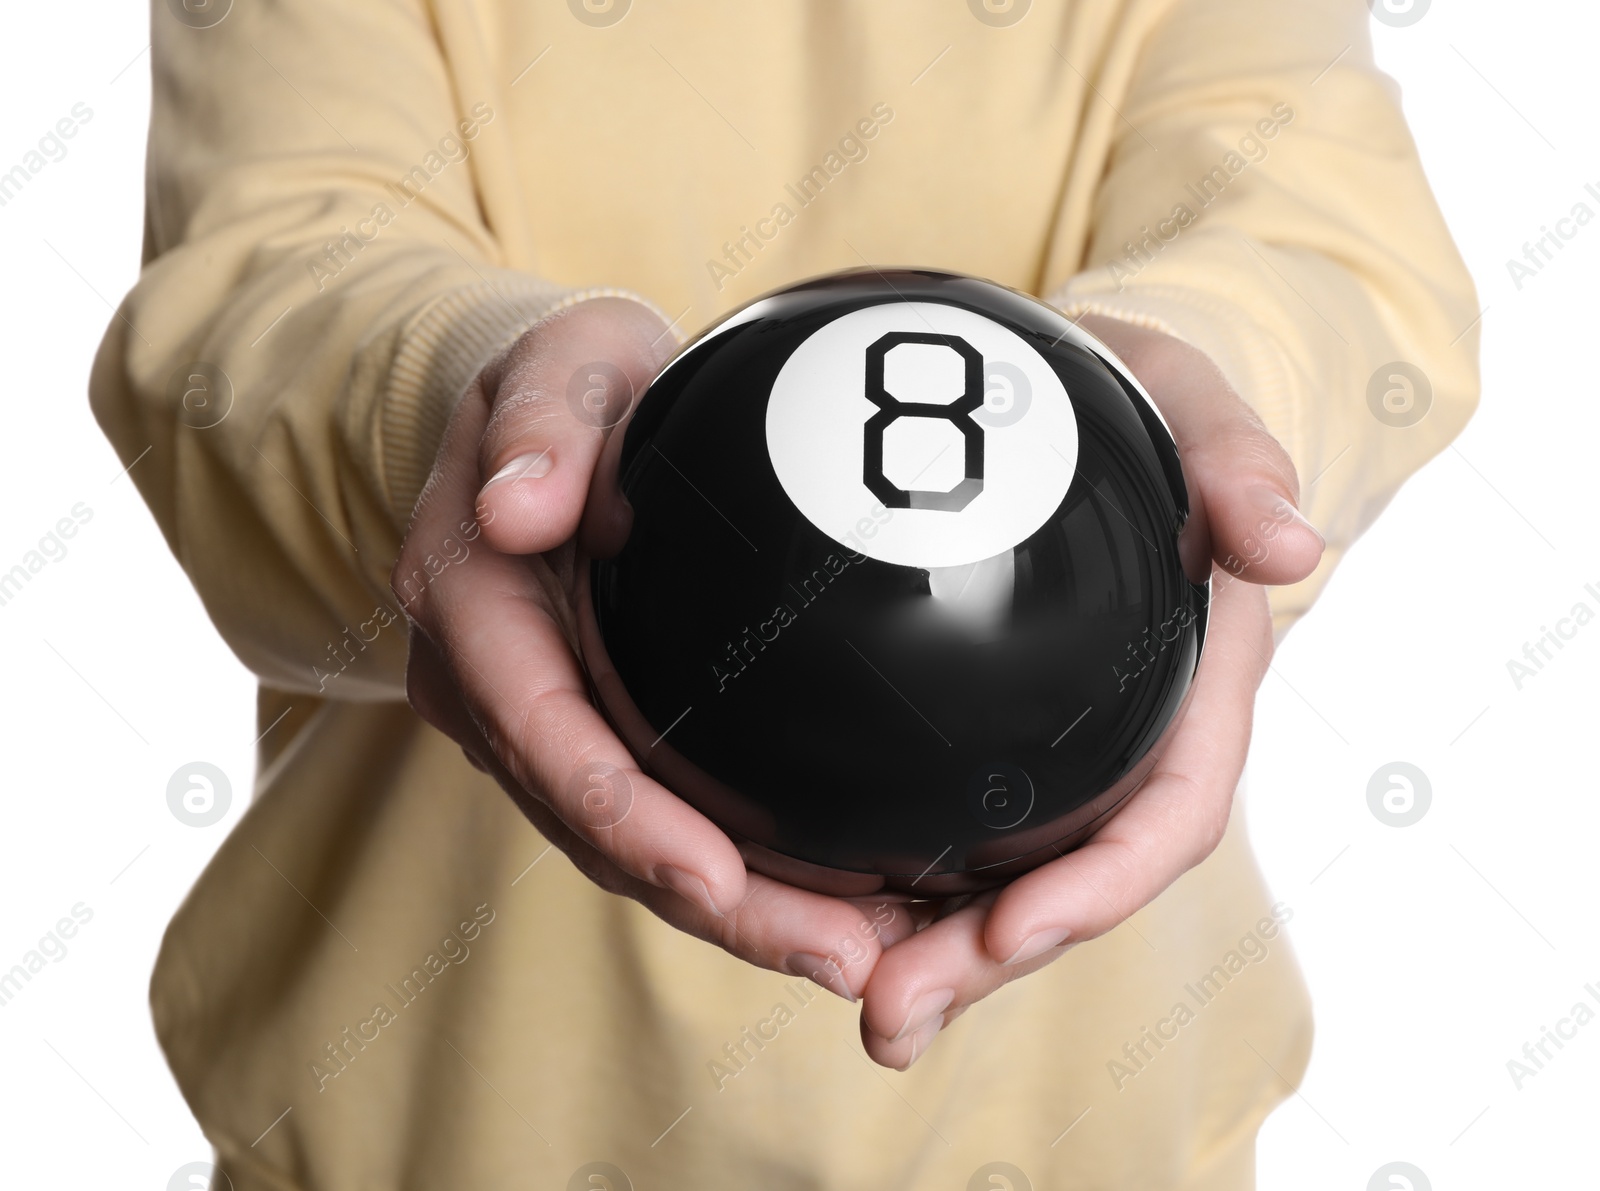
[853,314,1327,1069]
[391,297,1325,1069]
[391,296,918,1002]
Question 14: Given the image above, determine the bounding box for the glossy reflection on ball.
[577,267,1208,896]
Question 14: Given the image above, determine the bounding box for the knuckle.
[488,377,559,427]
[478,394,572,472]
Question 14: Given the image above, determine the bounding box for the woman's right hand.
[390,295,922,1007]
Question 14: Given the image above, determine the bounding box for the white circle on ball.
[764,301,1078,568]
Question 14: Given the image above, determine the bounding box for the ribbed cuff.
[379,271,673,530]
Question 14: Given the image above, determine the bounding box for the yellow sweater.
[91,1,1478,1187]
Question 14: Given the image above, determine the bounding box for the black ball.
[577,267,1207,896]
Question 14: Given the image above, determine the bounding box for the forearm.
[89,0,602,696]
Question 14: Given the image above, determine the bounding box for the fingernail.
[895,1015,943,1071]
[784,952,856,1003]
[484,450,553,489]
[1003,927,1072,966]
[1247,485,1324,549]
[653,864,723,918]
[893,988,955,1043]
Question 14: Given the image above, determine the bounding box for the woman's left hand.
[856,314,1326,1069]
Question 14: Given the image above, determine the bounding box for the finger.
[1158,381,1323,587]
[840,897,931,952]
[860,570,1271,1067]
[858,891,1065,1070]
[507,789,894,1003]
[1076,314,1324,586]
[401,618,477,742]
[390,369,499,627]
[692,879,905,1003]
[394,335,753,924]
[431,539,750,915]
[578,401,638,560]
[475,296,675,555]
[981,569,1271,965]
[395,383,750,914]
[1186,433,1325,589]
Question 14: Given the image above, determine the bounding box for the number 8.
[862,331,985,513]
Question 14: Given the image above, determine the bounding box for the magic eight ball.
[576,267,1208,896]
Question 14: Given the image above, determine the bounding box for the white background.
[0,2,1591,1187]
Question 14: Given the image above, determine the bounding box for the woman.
[92,0,1478,1185]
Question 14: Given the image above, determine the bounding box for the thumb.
[1182,413,1326,589]
[474,296,677,555]
[1077,313,1325,588]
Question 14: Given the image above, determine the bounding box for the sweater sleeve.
[1046,0,1481,638]
[88,0,632,699]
